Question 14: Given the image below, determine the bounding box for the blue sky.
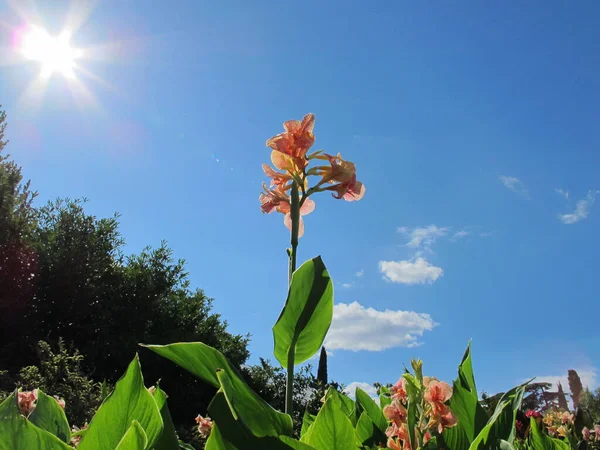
[1,0,599,398]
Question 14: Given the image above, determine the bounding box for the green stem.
[285,182,300,416]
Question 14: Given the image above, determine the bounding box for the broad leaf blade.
[301,397,360,449]
[142,342,236,388]
[273,256,334,367]
[115,421,148,450]
[530,417,569,450]
[151,385,181,450]
[301,410,316,438]
[28,389,71,443]
[0,391,71,450]
[216,369,293,438]
[78,355,163,450]
[355,388,387,433]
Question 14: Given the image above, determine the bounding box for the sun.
[19,26,82,79]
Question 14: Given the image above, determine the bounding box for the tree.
[580,387,600,423]
[568,369,584,409]
[0,105,38,368]
[557,382,569,411]
[317,346,328,385]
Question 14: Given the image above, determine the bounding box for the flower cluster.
[195,414,213,438]
[17,389,65,417]
[259,114,365,237]
[582,425,600,442]
[542,409,574,438]
[70,423,88,447]
[383,360,457,450]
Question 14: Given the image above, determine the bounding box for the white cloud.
[355,269,364,278]
[341,283,353,289]
[379,258,443,285]
[555,188,569,200]
[324,301,438,351]
[398,225,449,249]
[451,230,470,241]
[344,382,378,402]
[499,175,529,197]
[559,190,598,224]
[531,367,598,393]
[479,231,494,238]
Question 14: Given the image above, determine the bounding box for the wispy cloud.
[559,190,598,224]
[324,301,438,351]
[499,175,529,198]
[479,231,495,238]
[343,382,378,402]
[554,188,569,200]
[451,230,470,241]
[398,225,449,250]
[355,269,364,278]
[341,283,353,289]
[379,257,443,285]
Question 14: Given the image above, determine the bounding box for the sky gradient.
[1,0,599,398]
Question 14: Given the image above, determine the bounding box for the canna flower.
[547,426,557,437]
[595,425,600,437]
[526,410,542,419]
[423,431,432,445]
[383,399,408,426]
[262,163,292,187]
[427,404,457,434]
[70,423,88,447]
[424,379,453,415]
[266,113,315,164]
[560,411,574,424]
[17,390,37,416]
[583,427,590,441]
[54,396,66,410]
[259,184,315,237]
[387,436,402,450]
[557,425,568,437]
[390,377,408,403]
[195,414,213,438]
[315,153,365,201]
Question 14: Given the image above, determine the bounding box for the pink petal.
[300,198,315,216]
[284,213,305,238]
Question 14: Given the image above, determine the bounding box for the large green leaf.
[142,342,236,389]
[323,387,357,426]
[207,391,299,450]
[115,421,148,450]
[355,388,387,433]
[151,385,181,450]
[272,256,334,367]
[301,410,316,438]
[27,389,71,443]
[78,355,163,450]
[205,423,238,450]
[216,369,293,438]
[300,397,360,449]
[355,412,375,444]
[0,391,71,450]
[443,344,489,450]
[468,383,527,450]
[529,417,569,450]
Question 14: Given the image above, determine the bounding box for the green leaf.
[216,369,293,438]
[115,421,148,450]
[301,397,360,449]
[355,412,375,444]
[0,391,72,450]
[27,389,71,443]
[301,410,316,438]
[529,417,569,450]
[272,256,334,367]
[443,343,489,450]
[355,388,387,433]
[278,436,318,449]
[151,385,181,450]
[468,383,527,450]
[205,423,238,450]
[78,355,163,450]
[142,342,237,389]
[178,440,197,450]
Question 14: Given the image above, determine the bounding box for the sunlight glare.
[20,26,82,79]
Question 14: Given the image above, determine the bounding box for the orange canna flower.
[424,379,453,415]
[427,404,457,434]
[262,163,292,187]
[54,396,66,410]
[195,414,213,438]
[560,411,574,424]
[387,436,402,450]
[390,377,408,403]
[17,390,37,416]
[383,399,408,427]
[557,425,568,437]
[266,113,315,162]
[259,184,315,237]
[315,153,366,202]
